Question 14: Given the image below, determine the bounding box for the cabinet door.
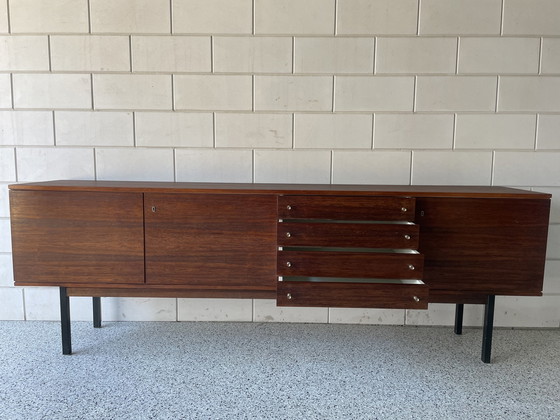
[10,191,145,286]
[417,197,550,297]
[145,194,277,291]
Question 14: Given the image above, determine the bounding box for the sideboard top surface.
[8,180,551,199]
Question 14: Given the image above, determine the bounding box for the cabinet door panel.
[145,194,277,290]
[417,197,550,296]
[10,191,144,285]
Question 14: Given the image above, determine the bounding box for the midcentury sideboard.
[8,181,551,362]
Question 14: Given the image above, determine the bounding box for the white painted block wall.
[0,0,559,328]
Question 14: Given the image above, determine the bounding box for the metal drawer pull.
[408,264,415,270]
[413,296,420,302]
[401,207,408,212]
[286,205,292,210]
[286,261,292,267]
[151,206,157,213]
[404,234,411,240]
[286,232,291,238]
[287,293,293,300]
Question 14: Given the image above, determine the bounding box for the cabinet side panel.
[145,194,277,291]
[10,190,145,286]
[417,197,550,297]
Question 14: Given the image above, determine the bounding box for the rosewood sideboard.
[8,181,551,363]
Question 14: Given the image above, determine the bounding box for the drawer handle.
[286,261,292,267]
[404,234,411,240]
[413,296,420,302]
[151,206,157,213]
[286,205,292,210]
[285,232,291,238]
[287,293,293,300]
[408,264,415,270]
[401,207,408,212]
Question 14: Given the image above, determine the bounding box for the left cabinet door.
[10,190,145,286]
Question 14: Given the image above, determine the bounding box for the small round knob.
[401,207,408,212]
[287,293,292,300]
[285,232,291,238]
[408,264,415,270]
[413,296,420,302]
[404,234,411,240]
[286,261,292,267]
[286,205,292,210]
[151,206,157,213]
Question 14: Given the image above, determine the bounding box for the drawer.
[277,222,419,249]
[278,250,423,279]
[278,196,415,221]
[277,279,428,309]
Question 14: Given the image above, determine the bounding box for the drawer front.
[278,251,423,279]
[277,280,428,309]
[278,196,415,221]
[278,222,419,249]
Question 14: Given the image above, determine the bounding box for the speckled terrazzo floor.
[0,322,559,420]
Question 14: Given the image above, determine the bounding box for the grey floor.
[0,321,559,420]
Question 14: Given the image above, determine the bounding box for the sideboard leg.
[93,297,102,328]
[59,287,72,355]
[481,295,496,364]
[454,303,464,335]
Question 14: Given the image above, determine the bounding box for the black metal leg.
[454,303,464,335]
[481,295,496,363]
[59,287,72,355]
[93,297,101,328]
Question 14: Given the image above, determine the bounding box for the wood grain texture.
[10,190,144,285]
[277,280,428,309]
[67,287,275,299]
[278,251,424,279]
[278,222,419,249]
[278,195,415,221]
[8,182,551,307]
[417,197,550,296]
[145,193,277,290]
[9,180,551,199]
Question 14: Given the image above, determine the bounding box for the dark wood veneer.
[10,190,144,285]
[278,251,424,279]
[10,180,548,198]
[9,181,551,302]
[144,193,277,290]
[277,281,428,309]
[9,181,551,361]
[277,222,419,249]
[278,195,415,221]
[416,198,550,295]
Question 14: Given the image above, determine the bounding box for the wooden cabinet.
[9,182,550,300]
[8,181,551,360]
